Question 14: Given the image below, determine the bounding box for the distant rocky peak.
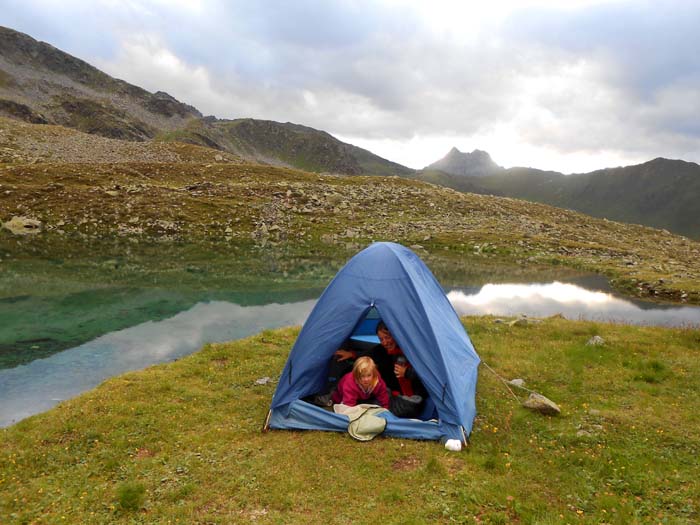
[426,147,502,177]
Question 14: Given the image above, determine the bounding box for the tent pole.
[262,408,272,433]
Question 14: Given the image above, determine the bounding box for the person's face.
[359,371,374,389]
[377,329,397,351]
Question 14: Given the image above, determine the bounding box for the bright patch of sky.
[1,0,699,173]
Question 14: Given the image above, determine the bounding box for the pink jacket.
[332,372,390,409]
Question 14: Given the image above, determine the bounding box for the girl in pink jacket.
[331,356,389,408]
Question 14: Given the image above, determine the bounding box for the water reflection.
[3,281,700,427]
[448,282,700,327]
[0,299,315,427]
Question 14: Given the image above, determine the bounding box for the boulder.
[2,216,42,235]
[522,393,561,416]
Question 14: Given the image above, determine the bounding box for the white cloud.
[93,33,235,116]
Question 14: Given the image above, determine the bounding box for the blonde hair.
[352,356,379,391]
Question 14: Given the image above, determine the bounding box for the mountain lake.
[2,235,699,427]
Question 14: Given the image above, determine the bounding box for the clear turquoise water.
[1,239,698,427]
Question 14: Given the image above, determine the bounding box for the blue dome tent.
[265,242,480,443]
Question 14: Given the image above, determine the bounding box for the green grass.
[1,317,699,523]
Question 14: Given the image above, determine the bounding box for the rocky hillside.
[0,26,202,141]
[1,116,698,304]
[0,116,242,164]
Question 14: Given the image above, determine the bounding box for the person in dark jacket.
[372,321,426,418]
[312,321,426,418]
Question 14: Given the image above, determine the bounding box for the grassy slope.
[155,118,415,177]
[417,160,700,240]
[1,317,698,524]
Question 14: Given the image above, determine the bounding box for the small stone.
[509,378,525,388]
[522,393,561,416]
[586,336,605,346]
[255,376,272,385]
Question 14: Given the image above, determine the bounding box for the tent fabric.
[268,242,480,442]
[268,400,447,441]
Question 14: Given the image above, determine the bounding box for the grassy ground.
[1,317,698,524]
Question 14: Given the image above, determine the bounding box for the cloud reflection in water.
[0,299,315,427]
[448,282,700,327]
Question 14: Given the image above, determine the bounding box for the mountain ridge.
[418,152,700,239]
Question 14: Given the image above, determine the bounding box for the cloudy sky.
[2,0,699,173]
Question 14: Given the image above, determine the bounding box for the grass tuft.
[116,481,146,511]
